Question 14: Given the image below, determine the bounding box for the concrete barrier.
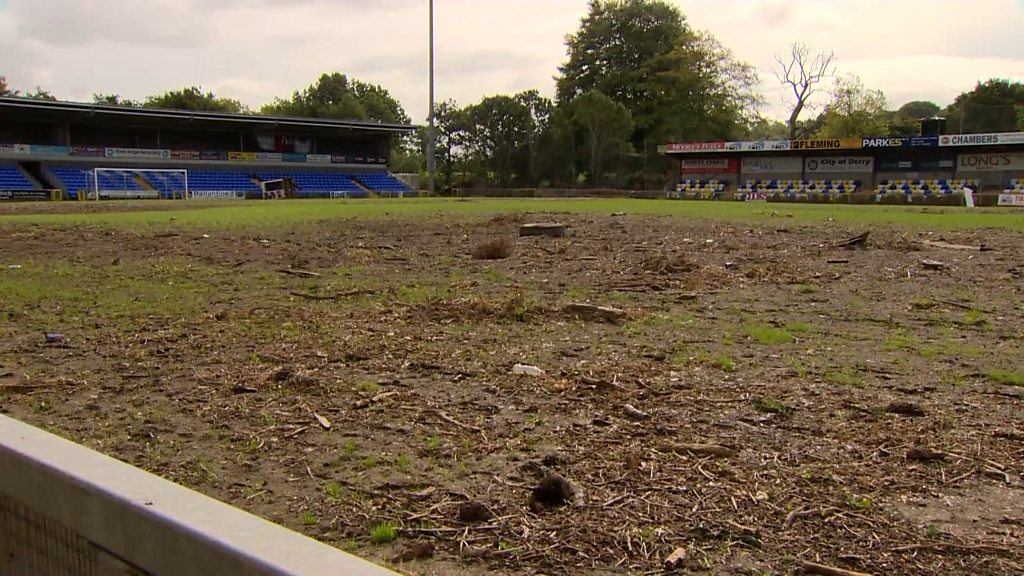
[0,415,398,576]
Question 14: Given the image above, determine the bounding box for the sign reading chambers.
[804,156,874,174]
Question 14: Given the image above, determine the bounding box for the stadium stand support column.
[16,163,44,189]
[351,178,374,197]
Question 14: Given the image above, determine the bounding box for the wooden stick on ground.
[801,561,873,576]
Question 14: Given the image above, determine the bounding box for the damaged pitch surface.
[0,207,1022,575]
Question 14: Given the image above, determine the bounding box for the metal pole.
[427,0,436,196]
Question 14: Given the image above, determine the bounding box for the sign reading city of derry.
[804,156,874,174]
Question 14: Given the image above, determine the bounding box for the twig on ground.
[801,561,873,576]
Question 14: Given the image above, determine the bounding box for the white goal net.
[89,168,189,200]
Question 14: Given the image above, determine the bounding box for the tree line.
[3,0,1024,190]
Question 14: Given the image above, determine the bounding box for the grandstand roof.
[0,97,416,134]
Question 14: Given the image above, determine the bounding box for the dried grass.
[472,238,514,260]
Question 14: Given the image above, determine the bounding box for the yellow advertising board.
[790,138,862,151]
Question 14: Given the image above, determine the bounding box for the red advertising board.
[666,141,726,153]
[679,158,739,174]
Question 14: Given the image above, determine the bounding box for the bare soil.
[1,209,1023,575]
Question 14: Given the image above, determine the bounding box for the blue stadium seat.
[351,172,413,195]
[0,165,35,190]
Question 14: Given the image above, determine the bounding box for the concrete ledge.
[0,415,398,576]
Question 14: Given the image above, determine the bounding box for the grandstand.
[738,179,861,196]
[874,178,979,196]
[660,133,1024,203]
[670,179,726,199]
[0,164,35,190]
[0,97,417,201]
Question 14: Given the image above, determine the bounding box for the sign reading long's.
[958,152,1024,171]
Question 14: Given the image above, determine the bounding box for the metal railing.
[0,415,398,576]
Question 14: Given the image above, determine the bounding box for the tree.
[774,42,836,139]
[745,117,789,140]
[430,99,471,189]
[463,95,533,187]
[144,86,247,113]
[651,31,763,140]
[0,76,14,97]
[262,72,409,124]
[557,0,685,110]
[897,100,940,120]
[886,100,940,136]
[815,75,889,139]
[571,90,634,186]
[513,90,555,187]
[943,79,1024,134]
[556,0,758,147]
[93,93,140,107]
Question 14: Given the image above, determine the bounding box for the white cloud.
[1,0,1022,125]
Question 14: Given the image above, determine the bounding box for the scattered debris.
[640,252,697,275]
[472,238,514,260]
[835,232,870,249]
[622,404,650,421]
[230,385,258,394]
[801,561,873,576]
[827,258,850,264]
[519,223,567,238]
[313,413,331,430]
[784,507,839,529]
[512,364,545,377]
[664,547,688,570]
[6,264,21,269]
[290,289,375,301]
[885,401,927,417]
[267,367,317,387]
[458,501,493,523]
[44,333,64,344]
[657,443,737,458]
[268,366,296,383]
[531,472,580,508]
[921,240,991,252]
[921,259,948,270]
[278,268,320,278]
[290,374,319,387]
[407,487,437,501]
[354,390,400,409]
[563,303,627,324]
[906,447,945,462]
[391,541,435,563]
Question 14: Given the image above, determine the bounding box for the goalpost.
[89,168,189,200]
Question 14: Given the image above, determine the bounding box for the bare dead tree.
[774,43,836,140]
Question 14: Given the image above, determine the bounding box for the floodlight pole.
[426,0,436,196]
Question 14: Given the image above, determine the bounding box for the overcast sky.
[2,0,1023,125]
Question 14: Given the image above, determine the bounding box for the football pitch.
[1,199,1022,575]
